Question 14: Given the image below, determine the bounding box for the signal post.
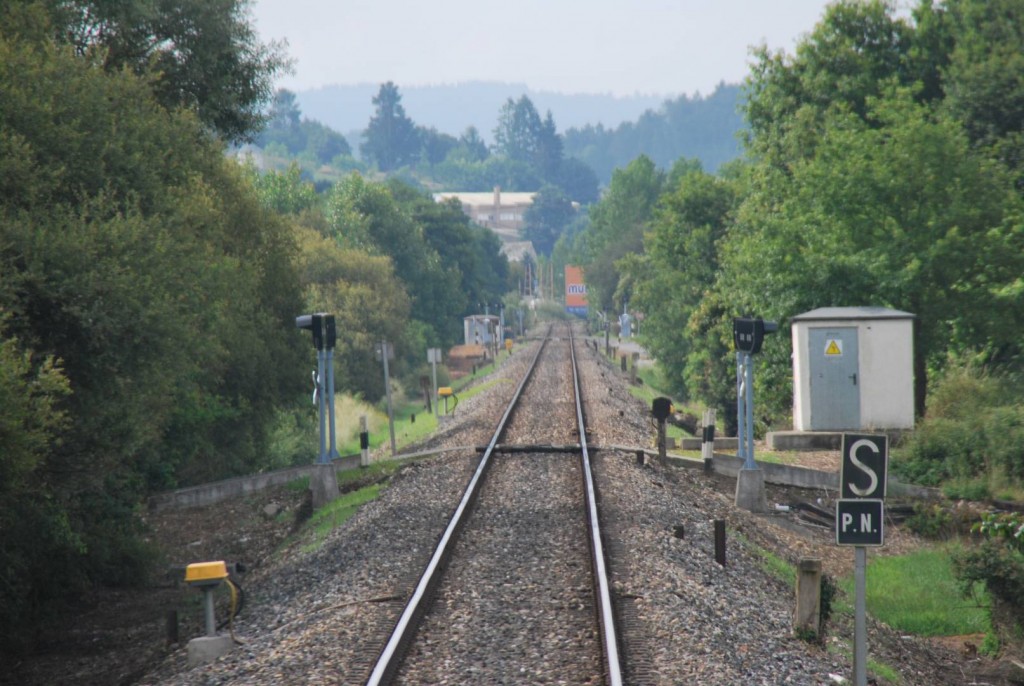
[732,316,777,512]
[836,433,888,686]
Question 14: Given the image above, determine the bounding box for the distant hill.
[563,83,745,183]
[296,82,669,144]
[292,81,746,186]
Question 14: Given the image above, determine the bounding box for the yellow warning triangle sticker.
[825,340,842,355]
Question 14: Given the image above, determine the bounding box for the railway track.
[366,323,623,685]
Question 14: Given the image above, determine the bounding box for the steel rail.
[569,327,624,686]
[365,327,552,686]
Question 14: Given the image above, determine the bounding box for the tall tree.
[935,0,1024,182]
[493,95,544,164]
[743,0,916,165]
[418,126,459,165]
[326,176,459,351]
[269,88,302,130]
[293,225,410,399]
[523,184,576,256]
[455,126,490,162]
[39,0,288,141]
[303,119,352,163]
[361,81,421,172]
[721,90,1024,416]
[491,96,594,201]
[0,8,305,647]
[552,157,600,205]
[621,162,738,403]
[579,156,665,313]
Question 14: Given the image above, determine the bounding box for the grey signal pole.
[428,348,441,420]
[379,340,396,456]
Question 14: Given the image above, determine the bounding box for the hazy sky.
[250,0,843,97]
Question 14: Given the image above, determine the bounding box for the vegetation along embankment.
[2,0,1023,665]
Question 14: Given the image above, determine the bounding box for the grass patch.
[453,376,506,402]
[298,483,382,553]
[868,659,902,685]
[749,450,802,465]
[734,532,796,585]
[285,476,310,492]
[839,545,989,637]
[335,460,399,488]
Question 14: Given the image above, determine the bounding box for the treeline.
[0,0,509,651]
[258,83,600,204]
[563,83,744,185]
[561,1,1024,636]
[257,82,749,198]
[561,0,1024,447]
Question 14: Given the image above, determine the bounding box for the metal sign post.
[427,348,441,420]
[296,313,337,464]
[736,351,746,462]
[376,341,396,456]
[836,433,889,686]
[731,316,777,512]
[324,316,338,460]
[741,351,755,468]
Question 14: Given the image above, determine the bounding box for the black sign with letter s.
[840,433,888,500]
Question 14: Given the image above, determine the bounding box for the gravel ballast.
[137,324,972,685]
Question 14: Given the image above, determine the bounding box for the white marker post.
[836,433,888,686]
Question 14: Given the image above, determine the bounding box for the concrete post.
[186,583,234,666]
[310,462,339,509]
[794,558,823,637]
[735,467,768,512]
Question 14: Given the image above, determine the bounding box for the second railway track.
[368,324,622,685]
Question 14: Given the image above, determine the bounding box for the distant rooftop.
[791,307,916,321]
[434,191,536,206]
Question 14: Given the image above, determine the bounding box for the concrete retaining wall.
[678,437,738,451]
[150,441,938,513]
[147,445,476,512]
[644,448,938,499]
[148,454,362,512]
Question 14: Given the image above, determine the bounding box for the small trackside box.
[185,561,228,587]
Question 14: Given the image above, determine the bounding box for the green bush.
[925,365,1006,421]
[893,362,1024,495]
[982,406,1024,482]
[893,417,977,485]
[905,504,955,539]
[954,514,1024,654]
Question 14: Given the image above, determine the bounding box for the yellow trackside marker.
[825,339,843,356]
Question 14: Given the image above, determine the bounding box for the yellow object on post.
[185,561,228,587]
[438,386,458,415]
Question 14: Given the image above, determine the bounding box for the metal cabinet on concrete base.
[791,307,915,432]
